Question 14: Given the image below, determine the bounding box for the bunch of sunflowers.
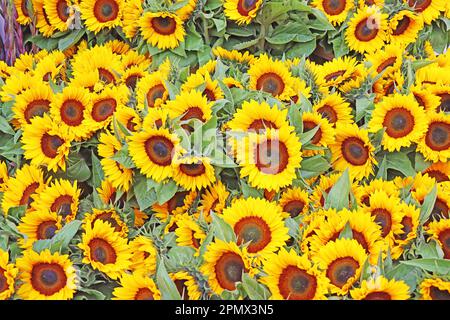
[0,0,448,301]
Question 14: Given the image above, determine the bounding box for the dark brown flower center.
[234,216,272,253]
[255,139,290,174]
[355,18,379,42]
[24,99,50,123]
[383,107,415,138]
[93,0,119,23]
[256,72,285,97]
[31,263,67,296]
[341,137,369,166]
[151,16,177,35]
[425,122,450,151]
[214,252,246,291]
[89,238,117,264]
[278,265,318,300]
[144,136,174,166]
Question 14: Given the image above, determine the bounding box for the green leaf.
[419,184,437,225]
[400,259,450,275]
[386,152,416,177]
[91,151,104,189]
[385,264,419,291]
[134,175,157,211]
[376,155,388,180]
[241,181,263,199]
[33,220,82,253]
[300,124,320,145]
[325,169,350,210]
[241,273,270,300]
[355,97,374,123]
[338,222,352,239]
[288,104,303,135]
[417,240,444,259]
[67,154,91,182]
[286,40,317,58]
[156,180,178,205]
[0,115,15,135]
[110,146,136,169]
[58,29,86,51]
[211,212,236,243]
[300,155,330,173]
[156,258,182,300]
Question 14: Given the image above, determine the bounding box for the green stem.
[202,16,210,44]
[258,23,266,51]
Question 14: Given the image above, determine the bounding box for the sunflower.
[366,44,404,78]
[0,161,9,192]
[261,248,328,300]
[312,0,354,26]
[313,93,354,126]
[105,39,131,55]
[212,47,255,64]
[431,85,450,113]
[139,11,186,50]
[226,99,292,134]
[300,213,327,253]
[32,179,80,223]
[419,278,450,300]
[200,239,255,295]
[71,45,123,85]
[426,219,450,259]
[0,61,12,80]
[121,66,147,91]
[33,51,66,83]
[90,85,128,128]
[0,72,32,103]
[223,77,244,89]
[14,0,32,25]
[350,276,410,300]
[113,273,161,300]
[2,164,47,216]
[128,236,157,275]
[70,72,103,94]
[301,111,335,156]
[417,112,450,163]
[135,71,169,110]
[50,85,97,141]
[405,0,446,24]
[236,127,302,192]
[83,208,129,237]
[354,179,399,207]
[222,197,289,264]
[16,249,77,300]
[170,271,202,300]
[388,10,423,45]
[313,238,368,296]
[152,190,198,221]
[330,123,376,180]
[223,0,263,25]
[79,220,131,280]
[12,82,53,129]
[172,156,216,191]
[120,49,151,70]
[128,127,183,182]
[0,249,18,300]
[373,71,405,101]
[43,0,71,31]
[392,203,420,259]
[98,132,134,192]
[164,90,213,130]
[175,214,206,252]
[423,162,450,184]
[114,106,142,134]
[142,108,170,130]
[358,0,384,8]
[369,94,428,152]
[80,0,123,33]
[181,72,224,102]
[411,86,441,113]
[363,190,404,246]
[17,209,62,249]
[279,187,310,218]
[21,115,72,172]
[197,181,230,221]
[345,6,388,54]
[132,208,149,228]
[308,208,385,264]
[34,0,56,37]
[122,0,143,39]
[248,54,295,101]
